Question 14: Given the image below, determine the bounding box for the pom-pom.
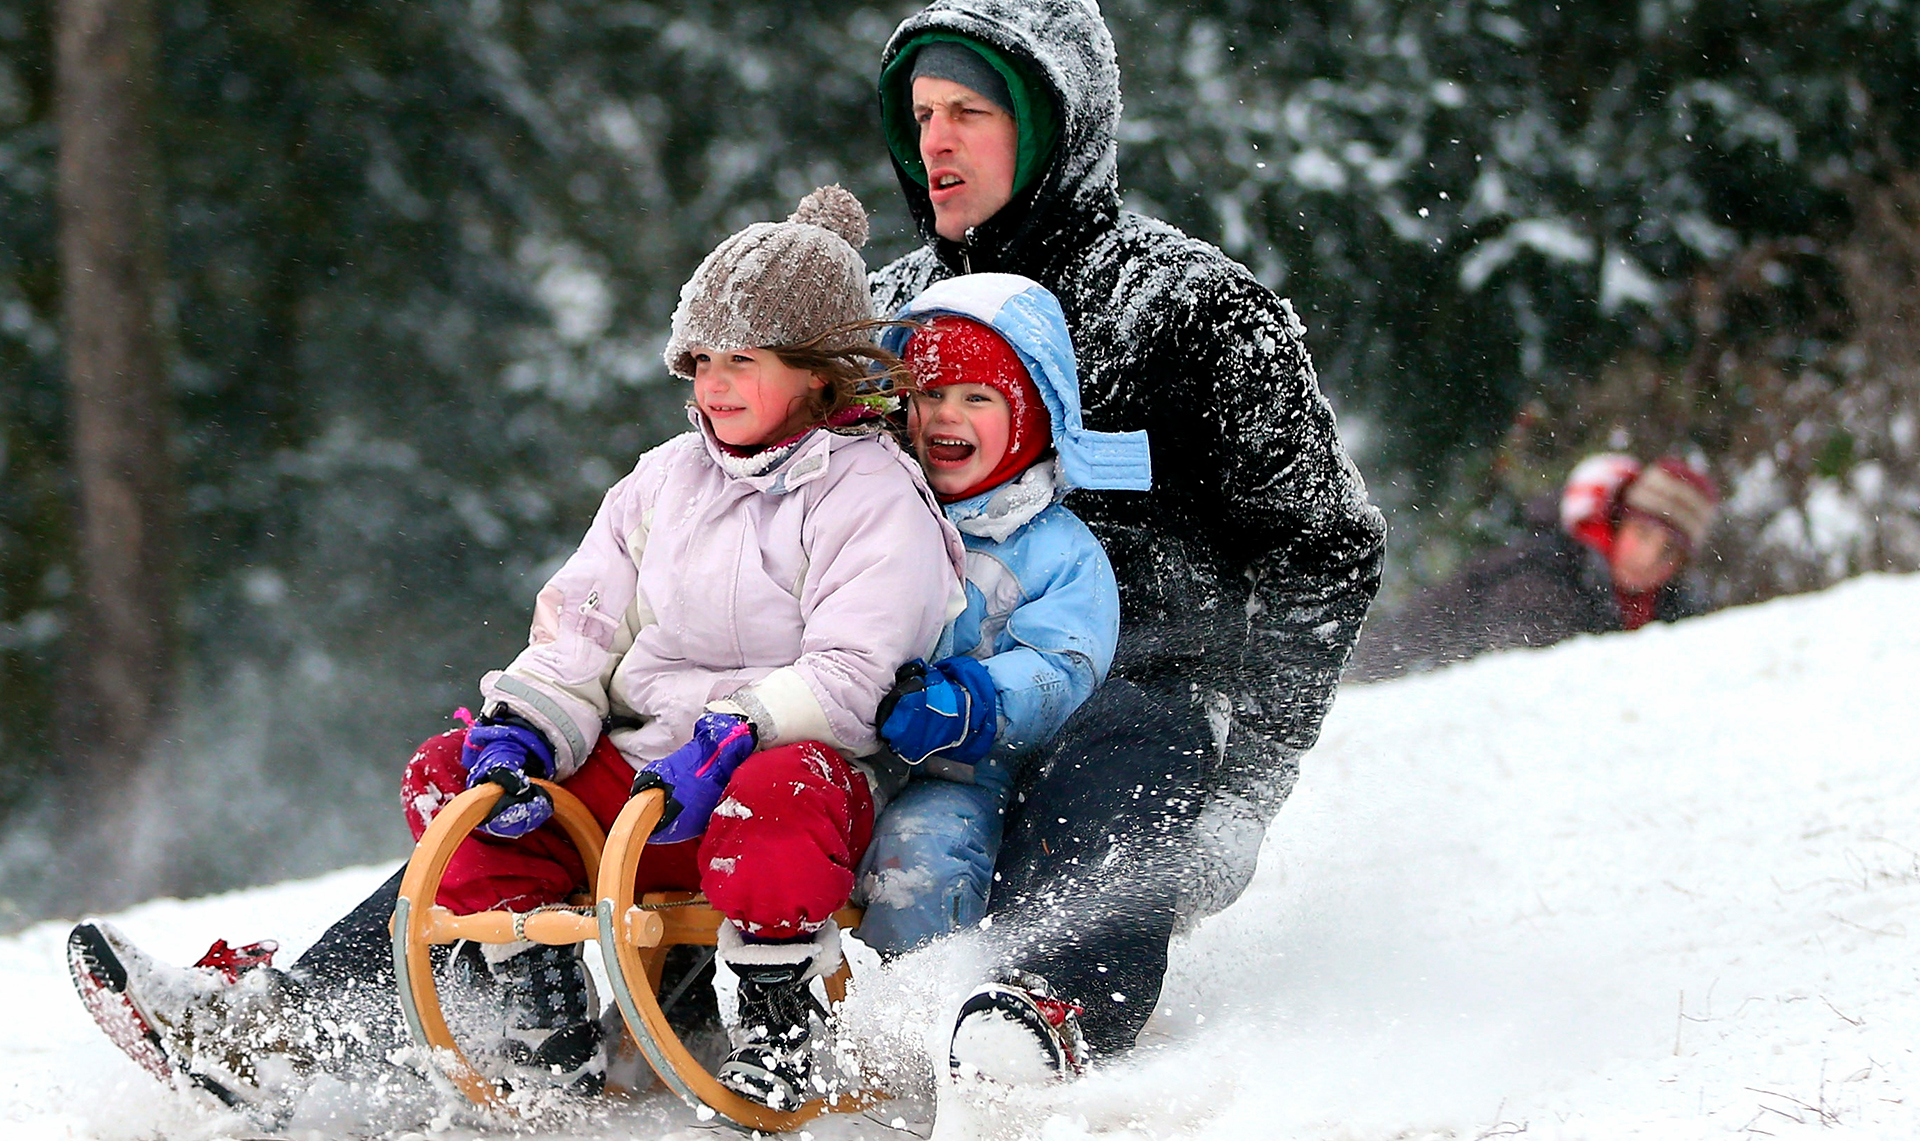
[790,184,869,250]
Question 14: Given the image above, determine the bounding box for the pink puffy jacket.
[480,412,965,791]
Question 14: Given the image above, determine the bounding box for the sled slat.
[420,906,599,946]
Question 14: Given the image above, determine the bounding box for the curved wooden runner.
[595,787,879,1131]
[391,779,605,1109]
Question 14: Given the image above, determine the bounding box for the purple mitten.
[638,713,757,844]
[461,721,557,839]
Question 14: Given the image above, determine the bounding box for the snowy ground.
[5,573,1917,1140]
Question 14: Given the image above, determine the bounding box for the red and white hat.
[905,315,1052,502]
[1620,457,1719,551]
[1560,453,1642,543]
[1560,453,1718,553]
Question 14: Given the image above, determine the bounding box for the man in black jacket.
[871,0,1385,1071]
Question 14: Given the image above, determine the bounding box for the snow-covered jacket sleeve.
[1167,265,1385,762]
[972,506,1118,759]
[717,447,961,755]
[478,447,667,779]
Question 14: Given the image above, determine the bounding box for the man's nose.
[921,113,956,157]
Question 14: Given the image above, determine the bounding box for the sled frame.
[392,780,878,1129]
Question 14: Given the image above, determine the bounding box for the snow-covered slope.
[6,574,1917,1140]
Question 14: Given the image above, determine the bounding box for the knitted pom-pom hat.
[663,185,873,379]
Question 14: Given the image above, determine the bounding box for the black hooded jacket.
[873,0,1386,787]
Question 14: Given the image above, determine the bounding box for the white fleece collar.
[945,458,1065,541]
[690,406,836,491]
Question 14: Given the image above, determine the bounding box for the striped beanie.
[1620,458,1719,551]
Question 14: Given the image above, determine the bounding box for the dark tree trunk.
[54,0,175,788]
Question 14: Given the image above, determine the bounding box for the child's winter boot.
[713,920,841,1109]
[66,920,305,1110]
[487,940,606,1094]
[949,967,1087,1084]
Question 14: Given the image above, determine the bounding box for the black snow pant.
[294,864,406,990]
[985,678,1219,1056]
[283,864,411,1060]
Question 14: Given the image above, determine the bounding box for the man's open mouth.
[926,435,976,463]
[934,174,965,190]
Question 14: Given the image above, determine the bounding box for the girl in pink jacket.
[394,186,962,1105]
[65,187,961,1116]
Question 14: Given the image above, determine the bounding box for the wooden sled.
[392,779,878,1132]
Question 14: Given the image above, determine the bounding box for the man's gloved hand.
[635,712,757,844]
[461,717,557,839]
[877,656,997,766]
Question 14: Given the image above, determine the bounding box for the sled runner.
[392,778,877,1131]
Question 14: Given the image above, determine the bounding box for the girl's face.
[909,382,1012,497]
[691,346,826,448]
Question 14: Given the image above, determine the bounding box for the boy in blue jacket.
[859,273,1150,1076]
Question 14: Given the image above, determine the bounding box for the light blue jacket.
[879,273,1152,768]
[855,275,1151,956]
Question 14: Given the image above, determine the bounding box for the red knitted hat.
[906,315,1052,502]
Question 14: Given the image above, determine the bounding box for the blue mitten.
[461,719,557,839]
[878,656,997,766]
[636,713,757,844]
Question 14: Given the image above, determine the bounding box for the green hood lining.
[879,31,1059,201]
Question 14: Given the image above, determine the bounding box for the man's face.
[912,75,1019,242]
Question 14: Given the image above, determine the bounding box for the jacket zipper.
[960,226,976,274]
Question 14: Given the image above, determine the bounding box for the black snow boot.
[716,961,824,1109]
[490,941,606,1095]
[713,920,841,1110]
[949,968,1087,1085]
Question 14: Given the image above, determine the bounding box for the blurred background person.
[1349,454,1719,682]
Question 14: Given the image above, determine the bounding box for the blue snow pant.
[986,678,1218,1056]
[854,754,1016,956]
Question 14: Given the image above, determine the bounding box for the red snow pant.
[401,728,874,939]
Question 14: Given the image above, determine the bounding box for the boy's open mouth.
[926,435,975,463]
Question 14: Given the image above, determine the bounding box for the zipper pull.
[961,226,976,274]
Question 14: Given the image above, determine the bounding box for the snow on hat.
[1620,457,1719,551]
[906,314,1052,502]
[663,185,873,379]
